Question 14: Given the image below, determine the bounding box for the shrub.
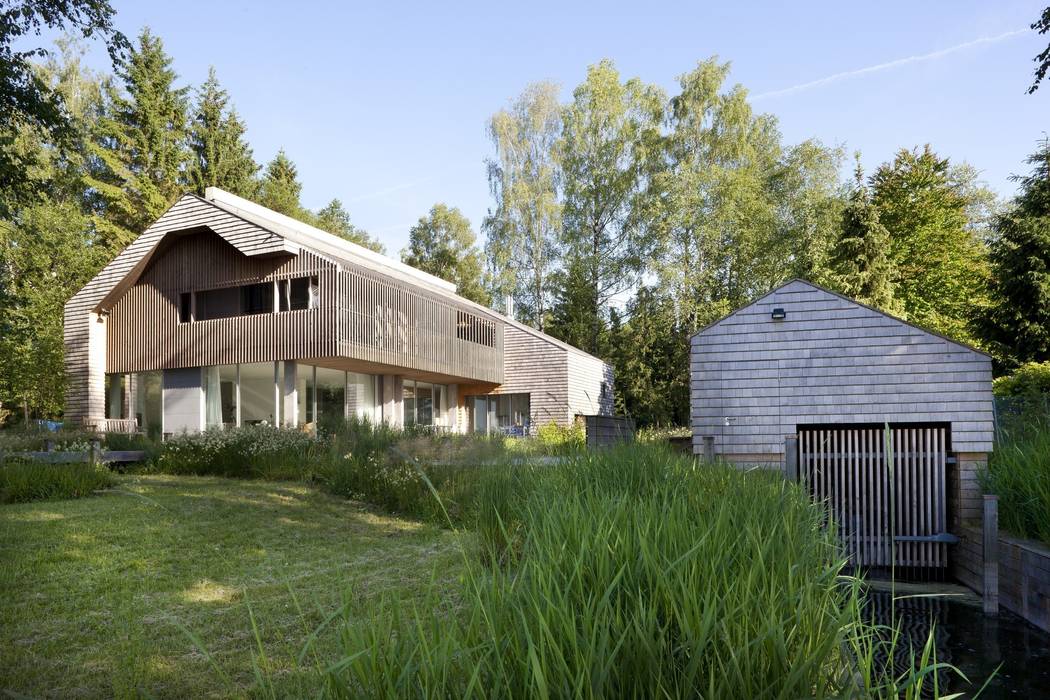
[534,420,585,454]
[993,361,1050,397]
[148,426,324,480]
[0,459,115,503]
[327,444,955,698]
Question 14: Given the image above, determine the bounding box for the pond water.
[865,588,1050,698]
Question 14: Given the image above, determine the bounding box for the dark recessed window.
[178,292,192,323]
[289,276,313,310]
[278,276,318,312]
[196,287,241,321]
[241,283,273,315]
[456,310,495,348]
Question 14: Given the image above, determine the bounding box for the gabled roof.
[204,188,457,294]
[72,188,611,367]
[690,278,991,358]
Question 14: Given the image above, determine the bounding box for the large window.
[241,283,273,315]
[315,367,346,429]
[403,379,446,427]
[105,374,126,419]
[240,362,277,425]
[132,371,162,437]
[348,372,378,423]
[468,393,530,436]
[279,276,318,312]
[195,286,241,321]
[183,277,319,322]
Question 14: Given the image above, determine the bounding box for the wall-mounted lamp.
[771,307,787,321]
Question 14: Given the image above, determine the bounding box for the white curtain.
[204,366,222,428]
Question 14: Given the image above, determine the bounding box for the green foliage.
[607,287,690,425]
[1029,6,1050,94]
[828,159,900,313]
[255,148,304,218]
[981,139,1050,368]
[87,28,190,251]
[982,413,1050,545]
[0,198,104,417]
[315,198,385,253]
[555,60,665,354]
[993,362,1050,397]
[329,444,956,698]
[870,145,992,348]
[534,420,585,453]
[188,67,258,197]
[0,0,127,216]
[402,203,490,304]
[0,459,114,503]
[483,81,562,329]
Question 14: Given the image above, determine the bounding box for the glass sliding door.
[348,372,378,423]
[133,371,162,437]
[403,381,416,427]
[240,362,277,425]
[105,374,126,419]
[466,393,530,436]
[416,383,433,426]
[315,366,346,431]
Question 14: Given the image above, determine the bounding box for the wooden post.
[703,435,714,462]
[784,435,798,481]
[983,494,999,615]
[45,439,54,453]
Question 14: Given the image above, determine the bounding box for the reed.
[324,443,955,698]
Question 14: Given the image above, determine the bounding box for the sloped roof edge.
[689,278,991,358]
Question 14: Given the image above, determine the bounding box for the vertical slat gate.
[798,425,948,572]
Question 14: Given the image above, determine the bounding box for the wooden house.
[690,279,994,573]
[64,188,613,436]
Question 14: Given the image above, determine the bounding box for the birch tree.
[483,82,561,329]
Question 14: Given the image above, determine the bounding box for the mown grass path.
[0,474,462,698]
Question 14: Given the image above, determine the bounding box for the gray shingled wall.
[690,280,994,463]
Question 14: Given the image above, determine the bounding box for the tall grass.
[323,444,957,698]
[0,458,115,503]
[982,407,1050,544]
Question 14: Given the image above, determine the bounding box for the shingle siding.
[690,280,994,460]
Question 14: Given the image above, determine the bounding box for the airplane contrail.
[752,28,1029,101]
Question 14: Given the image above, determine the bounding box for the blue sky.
[34,1,1050,254]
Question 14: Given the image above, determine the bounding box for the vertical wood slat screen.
[799,426,947,570]
[106,229,504,384]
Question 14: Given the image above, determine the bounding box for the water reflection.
[864,589,1050,698]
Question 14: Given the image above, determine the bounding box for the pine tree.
[189,67,257,197]
[87,27,190,250]
[256,149,304,217]
[315,198,385,254]
[982,139,1050,367]
[403,204,490,305]
[828,159,898,312]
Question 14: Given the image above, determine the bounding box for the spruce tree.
[88,27,190,250]
[256,149,304,217]
[189,67,257,197]
[982,139,1050,367]
[829,160,898,312]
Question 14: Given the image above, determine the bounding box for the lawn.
[0,474,463,698]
